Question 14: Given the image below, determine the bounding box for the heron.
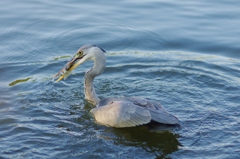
[54,44,179,128]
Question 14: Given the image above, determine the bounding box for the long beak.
[54,54,85,82]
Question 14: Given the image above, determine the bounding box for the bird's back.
[90,97,179,128]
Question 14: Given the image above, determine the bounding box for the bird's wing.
[90,101,151,128]
[147,108,179,124]
[126,97,179,125]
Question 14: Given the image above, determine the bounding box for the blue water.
[0,0,240,158]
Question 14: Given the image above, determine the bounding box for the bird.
[54,44,179,128]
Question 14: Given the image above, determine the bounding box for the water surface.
[0,0,240,158]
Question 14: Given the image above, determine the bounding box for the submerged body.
[92,97,178,127]
[54,44,179,128]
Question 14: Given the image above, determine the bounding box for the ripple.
[1,51,239,159]
[1,0,240,158]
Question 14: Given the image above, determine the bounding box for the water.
[0,0,240,158]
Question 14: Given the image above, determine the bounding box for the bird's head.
[54,44,106,82]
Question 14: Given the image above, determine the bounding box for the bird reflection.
[99,124,181,158]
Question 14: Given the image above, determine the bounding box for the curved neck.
[84,75,99,105]
[84,52,105,105]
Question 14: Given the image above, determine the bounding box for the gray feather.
[97,97,179,126]
[90,101,151,128]
[147,108,179,124]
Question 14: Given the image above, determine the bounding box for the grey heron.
[54,44,179,128]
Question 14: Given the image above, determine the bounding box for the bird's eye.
[78,51,83,55]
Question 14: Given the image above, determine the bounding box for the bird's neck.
[84,75,100,105]
[84,53,105,105]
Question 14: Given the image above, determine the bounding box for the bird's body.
[55,44,179,128]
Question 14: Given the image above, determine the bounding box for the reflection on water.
[104,126,180,158]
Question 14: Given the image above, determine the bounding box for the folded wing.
[90,101,151,128]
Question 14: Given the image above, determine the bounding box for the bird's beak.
[54,53,85,82]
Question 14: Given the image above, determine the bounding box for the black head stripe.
[93,45,106,53]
